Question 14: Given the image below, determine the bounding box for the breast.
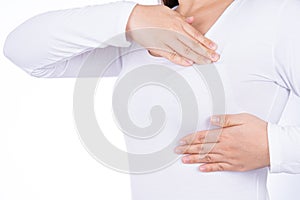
[118,53,213,156]
[115,49,269,200]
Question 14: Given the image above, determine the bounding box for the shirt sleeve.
[268,124,300,173]
[3,1,138,77]
[273,0,300,96]
[268,0,300,174]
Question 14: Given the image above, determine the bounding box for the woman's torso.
[117,0,289,199]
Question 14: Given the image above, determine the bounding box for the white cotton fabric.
[3,0,300,199]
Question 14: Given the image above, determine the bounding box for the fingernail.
[210,43,217,50]
[199,165,206,171]
[182,157,190,163]
[179,140,186,145]
[211,53,219,61]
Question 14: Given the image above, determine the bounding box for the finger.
[169,40,212,64]
[182,153,225,164]
[199,163,232,172]
[211,114,245,128]
[176,34,219,63]
[167,39,212,64]
[148,47,194,66]
[181,23,218,51]
[175,143,220,155]
[179,129,222,145]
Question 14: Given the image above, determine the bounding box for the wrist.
[126,4,144,32]
[126,4,169,32]
[264,122,271,167]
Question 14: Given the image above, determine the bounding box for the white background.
[0,0,300,200]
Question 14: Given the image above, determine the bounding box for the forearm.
[3,1,137,77]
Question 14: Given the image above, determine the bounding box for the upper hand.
[126,4,219,66]
[175,113,270,172]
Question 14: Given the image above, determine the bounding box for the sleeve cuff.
[267,123,283,173]
[109,1,138,47]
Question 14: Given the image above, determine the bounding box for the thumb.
[211,114,245,127]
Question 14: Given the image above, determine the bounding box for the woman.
[3,0,300,200]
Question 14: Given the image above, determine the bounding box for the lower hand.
[175,113,270,172]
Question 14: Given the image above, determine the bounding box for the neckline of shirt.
[144,0,244,61]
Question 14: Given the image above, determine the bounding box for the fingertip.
[202,37,218,50]
[209,42,218,50]
[211,53,220,62]
[199,165,207,172]
[182,156,190,163]
[182,59,194,66]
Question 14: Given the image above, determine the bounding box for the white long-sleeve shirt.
[3,0,300,199]
[3,1,137,77]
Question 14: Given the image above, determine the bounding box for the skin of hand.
[126,4,220,66]
[175,113,270,172]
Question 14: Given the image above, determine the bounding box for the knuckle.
[218,164,225,171]
[197,134,205,143]
[238,164,246,172]
[202,38,210,45]
[184,47,191,55]
[193,31,201,40]
[205,155,213,162]
[169,52,177,60]
[179,57,189,65]
[197,56,206,63]
[223,116,230,126]
[193,40,203,49]
[205,49,214,57]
